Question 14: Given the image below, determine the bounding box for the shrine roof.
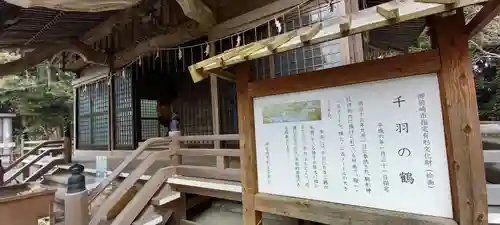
[188,0,488,83]
[0,1,115,49]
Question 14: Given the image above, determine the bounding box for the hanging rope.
[90,0,343,79]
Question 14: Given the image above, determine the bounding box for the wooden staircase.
[87,134,242,225]
[3,140,65,185]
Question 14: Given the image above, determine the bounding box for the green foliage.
[0,61,73,139]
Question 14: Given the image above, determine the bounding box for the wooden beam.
[300,24,322,43]
[430,10,488,225]
[465,0,500,37]
[113,20,206,70]
[0,40,107,77]
[208,0,304,39]
[80,0,160,43]
[191,0,488,82]
[235,62,262,225]
[175,0,216,27]
[247,49,440,97]
[254,193,457,225]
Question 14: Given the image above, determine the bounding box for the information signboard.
[253,74,452,218]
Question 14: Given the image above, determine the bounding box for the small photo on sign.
[262,100,321,124]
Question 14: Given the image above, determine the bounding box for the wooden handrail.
[176,134,240,141]
[87,137,172,204]
[5,140,63,172]
[89,134,243,225]
[89,150,174,225]
[4,147,63,184]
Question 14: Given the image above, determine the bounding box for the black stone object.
[67,163,86,194]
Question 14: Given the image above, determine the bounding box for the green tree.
[0,51,73,139]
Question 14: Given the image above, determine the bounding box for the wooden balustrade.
[89,134,242,225]
[87,137,172,204]
[5,140,64,173]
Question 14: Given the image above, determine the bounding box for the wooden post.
[170,131,182,166]
[63,121,72,164]
[236,62,262,225]
[208,41,229,169]
[344,0,364,64]
[169,131,186,225]
[430,10,488,225]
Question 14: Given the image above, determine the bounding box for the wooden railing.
[88,137,172,204]
[89,134,241,225]
[4,140,64,184]
[4,140,64,173]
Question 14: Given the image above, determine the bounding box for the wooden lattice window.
[114,69,134,148]
[76,79,109,150]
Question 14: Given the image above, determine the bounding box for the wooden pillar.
[169,132,186,225]
[63,120,72,163]
[236,62,262,225]
[208,41,229,169]
[430,10,488,225]
[344,0,364,63]
[73,87,78,150]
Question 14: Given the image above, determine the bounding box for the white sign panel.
[253,74,453,218]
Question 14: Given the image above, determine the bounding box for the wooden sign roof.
[188,0,488,83]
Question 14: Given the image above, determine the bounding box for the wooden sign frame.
[236,11,487,225]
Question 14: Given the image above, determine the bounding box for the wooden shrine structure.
[188,0,500,225]
[0,0,498,224]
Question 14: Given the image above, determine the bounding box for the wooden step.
[151,189,181,206]
[167,176,242,193]
[167,176,242,202]
[132,210,172,225]
[109,167,176,225]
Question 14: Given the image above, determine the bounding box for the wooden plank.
[167,176,242,193]
[175,165,241,181]
[267,30,300,52]
[247,49,440,97]
[89,150,172,225]
[190,0,487,82]
[430,11,488,225]
[300,24,322,43]
[235,62,261,225]
[254,193,457,225]
[177,134,240,141]
[151,186,181,206]
[176,148,240,157]
[111,167,176,225]
[465,0,500,36]
[376,2,400,20]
